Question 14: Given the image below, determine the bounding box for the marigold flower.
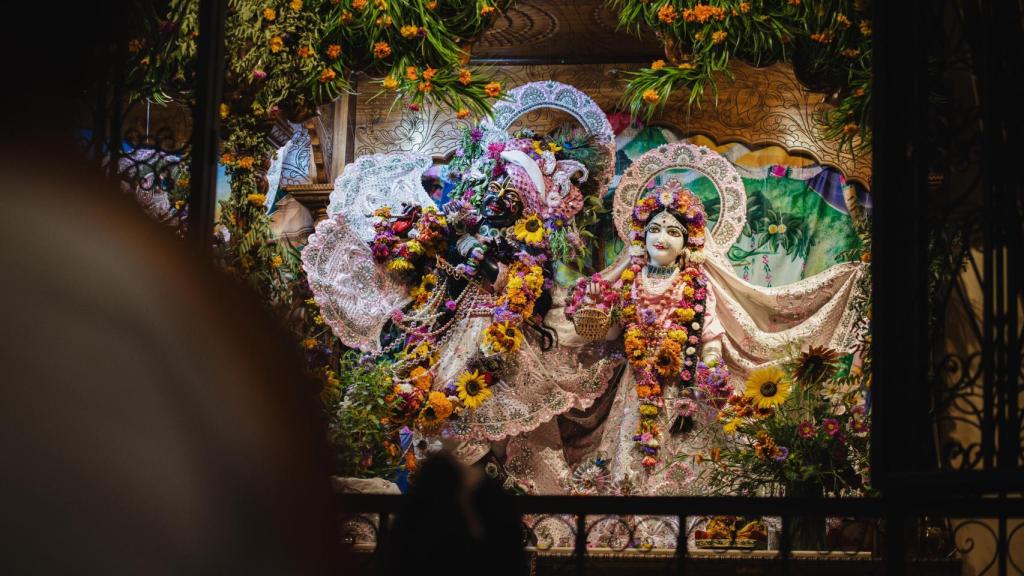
[400,24,419,38]
[739,2,751,13]
[375,15,393,27]
[422,66,437,81]
[269,36,284,53]
[484,81,501,97]
[417,81,432,93]
[326,44,341,59]
[405,66,419,80]
[657,4,677,23]
[372,41,391,58]
[642,89,660,104]
[263,7,275,20]
[320,68,337,83]
[219,103,230,119]
[480,5,495,16]
[809,31,835,43]
[297,45,312,58]
[835,13,852,28]
[650,59,665,70]
[352,0,367,8]
[220,153,234,165]
[859,20,872,36]
[426,0,437,8]
[302,337,317,350]
[711,30,728,44]
[678,62,695,70]
[842,48,861,58]
[247,193,266,206]
[237,156,255,170]
[458,68,472,85]
[382,76,398,90]
[456,108,470,119]
[843,123,859,135]
[271,255,283,268]
[290,0,302,10]
[339,9,353,23]
[788,0,800,4]
[128,38,142,53]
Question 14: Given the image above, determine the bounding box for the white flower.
[397,383,413,394]
[691,322,701,330]
[685,346,696,355]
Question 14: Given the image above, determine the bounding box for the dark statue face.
[479,183,523,228]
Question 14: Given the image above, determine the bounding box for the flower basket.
[572,306,611,341]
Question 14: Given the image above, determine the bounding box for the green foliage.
[611,0,872,156]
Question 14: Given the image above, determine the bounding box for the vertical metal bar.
[575,514,586,576]
[675,515,687,576]
[187,0,227,254]
[779,514,791,576]
[107,36,126,180]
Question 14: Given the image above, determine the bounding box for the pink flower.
[253,69,267,80]
[641,456,657,468]
[694,304,704,313]
[445,300,457,311]
[797,421,815,438]
[680,370,692,381]
[822,418,840,437]
[688,335,699,344]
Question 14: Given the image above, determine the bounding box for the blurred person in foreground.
[0,3,337,574]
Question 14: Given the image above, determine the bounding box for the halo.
[613,142,747,256]
[480,80,616,196]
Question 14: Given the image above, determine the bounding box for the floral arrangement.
[705,345,871,497]
[610,0,872,154]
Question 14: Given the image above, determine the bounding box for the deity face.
[645,210,686,266]
[480,184,523,229]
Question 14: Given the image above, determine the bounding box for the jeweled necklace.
[641,266,678,295]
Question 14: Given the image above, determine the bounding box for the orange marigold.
[326,44,341,59]
[422,66,437,81]
[711,30,728,44]
[683,5,726,23]
[650,59,665,70]
[372,41,391,58]
[263,7,276,21]
[484,81,501,97]
[237,156,255,169]
[456,108,470,119]
[297,45,312,58]
[417,81,432,93]
[739,2,751,13]
[290,0,302,10]
[400,25,419,39]
[352,0,367,9]
[458,68,472,85]
[657,4,677,23]
[843,123,859,135]
[810,31,835,43]
[382,76,398,90]
[405,66,419,80]
[339,9,353,23]
[642,89,660,104]
[269,36,284,53]
[480,5,495,16]
[319,68,337,83]
[427,0,437,8]
[836,13,852,28]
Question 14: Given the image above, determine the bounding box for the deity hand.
[702,339,723,368]
[581,280,604,306]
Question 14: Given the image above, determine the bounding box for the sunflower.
[653,340,682,377]
[456,369,492,409]
[744,365,792,409]
[513,214,546,246]
[793,345,840,384]
[481,321,523,355]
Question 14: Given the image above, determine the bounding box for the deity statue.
[303,82,867,498]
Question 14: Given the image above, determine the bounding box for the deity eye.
[666,227,684,238]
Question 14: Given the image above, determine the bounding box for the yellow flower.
[326,44,341,59]
[723,418,741,434]
[859,20,872,36]
[768,223,779,234]
[219,103,230,119]
[480,5,495,16]
[290,0,302,10]
[482,321,523,355]
[620,269,635,282]
[678,62,695,70]
[375,15,393,27]
[458,68,472,85]
[269,36,284,53]
[456,370,492,409]
[456,108,470,119]
[513,214,545,245]
[427,391,453,420]
[313,314,325,325]
[372,41,392,59]
[263,7,275,20]
[246,193,266,206]
[650,59,665,70]
[711,30,728,44]
[387,258,414,272]
[271,255,283,268]
[676,308,696,322]
[643,89,660,104]
[382,76,398,90]
[835,13,852,28]
[653,340,682,377]
[400,25,419,39]
[484,82,502,97]
[744,365,792,409]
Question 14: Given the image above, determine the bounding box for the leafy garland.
[125,0,514,479]
[610,0,872,155]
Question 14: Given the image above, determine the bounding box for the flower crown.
[629,178,707,250]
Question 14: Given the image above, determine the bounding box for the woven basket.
[573,307,612,341]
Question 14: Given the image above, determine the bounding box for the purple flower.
[487,142,506,159]
[445,300,457,311]
[822,418,841,437]
[641,309,656,325]
[772,446,790,462]
[470,128,483,142]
